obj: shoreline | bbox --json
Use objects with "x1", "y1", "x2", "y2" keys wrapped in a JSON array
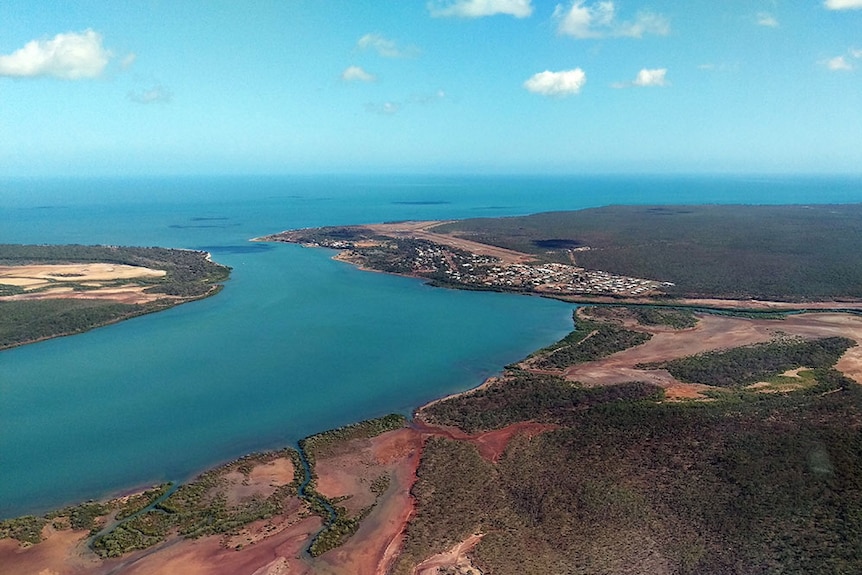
[
  {"x1": 276, "y1": 235, "x2": 862, "y2": 314},
  {"x1": 7, "y1": 226, "x2": 862, "y2": 522},
  {"x1": 5, "y1": 306, "x2": 862, "y2": 573},
  {"x1": 7, "y1": 212, "x2": 862, "y2": 571},
  {"x1": 5, "y1": 300, "x2": 857, "y2": 522},
  {"x1": 9, "y1": 229, "x2": 862, "y2": 518}
]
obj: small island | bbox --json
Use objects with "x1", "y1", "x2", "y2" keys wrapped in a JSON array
[
  {"x1": 4, "y1": 205, "x2": 862, "y2": 574},
  {"x1": 0, "y1": 244, "x2": 231, "y2": 350}
]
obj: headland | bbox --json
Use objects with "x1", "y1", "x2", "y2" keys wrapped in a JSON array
[{"x1": 0, "y1": 244, "x2": 231, "y2": 350}]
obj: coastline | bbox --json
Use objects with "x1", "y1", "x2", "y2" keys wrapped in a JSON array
[
  {"x1": 7, "y1": 224, "x2": 862, "y2": 517},
  {"x1": 5, "y1": 304, "x2": 862, "y2": 573},
  {"x1": 7, "y1": 206, "x2": 862, "y2": 572}
]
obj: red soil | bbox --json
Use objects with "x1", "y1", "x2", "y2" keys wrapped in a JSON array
[{"x1": 412, "y1": 419, "x2": 558, "y2": 462}]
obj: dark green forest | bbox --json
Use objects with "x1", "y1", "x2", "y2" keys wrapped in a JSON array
[
  {"x1": 406, "y1": 306, "x2": 862, "y2": 575},
  {"x1": 642, "y1": 336, "x2": 856, "y2": 387},
  {"x1": 529, "y1": 315, "x2": 652, "y2": 370},
  {"x1": 432, "y1": 204, "x2": 862, "y2": 301},
  {"x1": 408, "y1": 368, "x2": 862, "y2": 575}
]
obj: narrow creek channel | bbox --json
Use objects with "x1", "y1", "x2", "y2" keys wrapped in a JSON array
[
  {"x1": 295, "y1": 441, "x2": 338, "y2": 556},
  {"x1": 88, "y1": 482, "x2": 179, "y2": 552},
  {"x1": 88, "y1": 443, "x2": 340, "y2": 561}
]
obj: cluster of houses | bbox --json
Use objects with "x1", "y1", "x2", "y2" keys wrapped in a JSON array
[
  {"x1": 442, "y1": 258, "x2": 669, "y2": 296},
  {"x1": 277, "y1": 230, "x2": 670, "y2": 298},
  {"x1": 392, "y1": 240, "x2": 670, "y2": 297}
]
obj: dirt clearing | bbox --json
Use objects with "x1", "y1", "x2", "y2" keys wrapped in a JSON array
[
  {"x1": 561, "y1": 312, "x2": 862, "y2": 393},
  {"x1": 0, "y1": 263, "x2": 168, "y2": 304}
]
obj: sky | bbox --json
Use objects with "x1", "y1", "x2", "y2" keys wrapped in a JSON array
[{"x1": 0, "y1": 0, "x2": 860, "y2": 176}]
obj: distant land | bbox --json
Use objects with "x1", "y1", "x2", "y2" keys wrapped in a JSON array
[
  {"x1": 258, "y1": 203, "x2": 862, "y2": 306},
  {"x1": 4, "y1": 205, "x2": 862, "y2": 574},
  {"x1": 0, "y1": 245, "x2": 230, "y2": 350}
]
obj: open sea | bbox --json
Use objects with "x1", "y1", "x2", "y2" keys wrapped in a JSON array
[{"x1": 2, "y1": 174, "x2": 861, "y2": 518}]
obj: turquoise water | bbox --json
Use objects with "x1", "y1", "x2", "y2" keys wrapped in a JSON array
[{"x1": 1, "y1": 174, "x2": 861, "y2": 518}]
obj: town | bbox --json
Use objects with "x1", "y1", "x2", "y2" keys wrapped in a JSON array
[{"x1": 264, "y1": 228, "x2": 671, "y2": 298}]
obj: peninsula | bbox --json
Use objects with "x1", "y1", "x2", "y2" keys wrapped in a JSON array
[
  {"x1": 0, "y1": 244, "x2": 231, "y2": 350},
  {"x1": 4, "y1": 204, "x2": 862, "y2": 574},
  {"x1": 256, "y1": 203, "x2": 862, "y2": 309}
]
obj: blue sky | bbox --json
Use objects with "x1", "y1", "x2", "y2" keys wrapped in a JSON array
[{"x1": 0, "y1": 0, "x2": 860, "y2": 176}]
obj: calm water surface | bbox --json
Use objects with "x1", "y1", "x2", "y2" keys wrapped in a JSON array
[{"x1": 1, "y1": 174, "x2": 861, "y2": 518}]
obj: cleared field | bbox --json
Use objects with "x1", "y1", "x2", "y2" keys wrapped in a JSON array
[
  {"x1": 0, "y1": 263, "x2": 166, "y2": 286},
  {"x1": 0, "y1": 263, "x2": 168, "y2": 304}
]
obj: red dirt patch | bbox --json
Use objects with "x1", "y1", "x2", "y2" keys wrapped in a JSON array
[
  {"x1": 310, "y1": 428, "x2": 425, "y2": 575},
  {"x1": 221, "y1": 458, "x2": 294, "y2": 507},
  {"x1": 411, "y1": 419, "x2": 558, "y2": 463},
  {"x1": 102, "y1": 514, "x2": 321, "y2": 575}
]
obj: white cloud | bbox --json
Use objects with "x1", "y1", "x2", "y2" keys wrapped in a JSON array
[
  {"x1": 0, "y1": 29, "x2": 110, "y2": 79},
  {"x1": 823, "y1": 48, "x2": 862, "y2": 70},
  {"x1": 524, "y1": 68, "x2": 586, "y2": 96},
  {"x1": 554, "y1": 1, "x2": 669, "y2": 39},
  {"x1": 824, "y1": 0, "x2": 862, "y2": 9},
  {"x1": 756, "y1": 12, "x2": 779, "y2": 27},
  {"x1": 342, "y1": 65, "x2": 376, "y2": 82},
  {"x1": 428, "y1": 0, "x2": 533, "y2": 18},
  {"x1": 632, "y1": 68, "x2": 667, "y2": 86},
  {"x1": 826, "y1": 56, "x2": 853, "y2": 70},
  {"x1": 612, "y1": 67, "x2": 667, "y2": 88},
  {"x1": 128, "y1": 84, "x2": 172, "y2": 104},
  {"x1": 357, "y1": 34, "x2": 418, "y2": 58}
]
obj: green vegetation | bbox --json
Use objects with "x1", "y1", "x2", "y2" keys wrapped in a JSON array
[
  {"x1": 631, "y1": 306, "x2": 698, "y2": 328},
  {"x1": 0, "y1": 515, "x2": 47, "y2": 545},
  {"x1": 409, "y1": 310, "x2": 862, "y2": 574},
  {"x1": 300, "y1": 414, "x2": 407, "y2": 557},
  {"x1": 0, "y1": 244, "x2": 229, "y2": 350},
  {"x1": 581, "y1": 304, "x2": 698, "y2": 329},
  {"x1": 392, "y1": 438, "x2": 507, "y2": 575},
  {"x1": 5, "y1": 294, "x2": 861, "y2": 572},
  {"x1": 529, "y1": 314, "x2": 651, "y2": 370},
  {"x1": 0, "y1": 244, "x2": 230, "y2": 297},
  {"x1": 306, "y1": 504, "x2": 366, "y2": 557},
  {"x1": 113, "y1": 483, "x2": 173, "y2": 521},
  {"x1": 45, "y1": 502, "x2": 112, "y2": 534},
  {"x1": 0, "y1": 299, "x2": 142, "y2": 349},
  {"x1": 91, "y1": 513, "x2": 175, "y2": 558},
  {"x1": 424, "y1": 314, "x2": 659, "y2": 432},
  {"x1": 405, "y1": 372, "x2": 862, "y2": 575},
  {"x1": 92, "y1": 449, "x2": 300, "y2": 558},
  {"x1": 432, "y1": 204, "x2": 862, "y2": 301},
  {"x1": 423, "y1": 371, "x2": 661, "y2": 433},
  {"x1": 2, "y1": 417, "x2": 404, "y2": 559},
  {"x1": 641, "y1": 336, "x2": 855, "y2": 387},
  {"x1": 300, "y1": 413, "x2": 407, "y2": 463},
  {"x1": 0, "y1": 484, "x2": 174, "y2": 546}
]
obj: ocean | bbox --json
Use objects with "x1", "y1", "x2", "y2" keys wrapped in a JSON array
[{"x1": 1, "y1": 174, "x2": 861, "y2": 518}]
